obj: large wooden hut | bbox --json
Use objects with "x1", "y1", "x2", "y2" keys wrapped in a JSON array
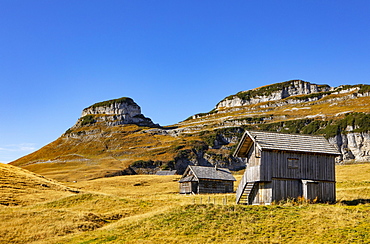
[
  {"x1": 234, "y1": 131, "x2": 340, "y2": 205},
  {"x1": 179, "y1": 165, "x2": 236, "y2": 194}
]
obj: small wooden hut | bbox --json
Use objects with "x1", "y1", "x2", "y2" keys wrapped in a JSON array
[
  {"x1": 234, "y1": 131, "x2": 340, "y2": 205},
  {"x1": 179, "y1": 165, "x2": 236, "y2": 194}
]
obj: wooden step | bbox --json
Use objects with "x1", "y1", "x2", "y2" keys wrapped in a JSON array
[{"x1": 236, "y1": 181, "x2": 256, "y2": 205}]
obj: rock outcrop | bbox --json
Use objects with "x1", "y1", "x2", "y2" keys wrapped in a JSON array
[
  {"x1": 217, "y1": 80, "x2": 332, "y2": 109},
  {"x1": 73, "y1": 97, "x2": 158, "y2": 128},
  {"x1": 330, "y1": 132, "x2": 370, "y2": 163}
]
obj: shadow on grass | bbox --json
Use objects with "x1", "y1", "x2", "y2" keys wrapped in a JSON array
[{"x1": 339, "y1": 199, "x2": 370, "y2": 206}]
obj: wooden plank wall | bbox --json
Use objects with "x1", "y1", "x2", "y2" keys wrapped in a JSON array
[
  {"x1": 262, "y1": 151, "x2": 336, "y2": 181},
  {"x1": 245, "y1": 144, "x2": 262, "y2": 182},
  {"x1": 271, "y1": 180, "x2": 335, "y2": 203},
  {"x1": 250, "y1": 182, "x2": 273, "y2": 205},
  {"x1": 242, "y1": 146, "x2": 336, "y2": 204},
  {"x1": 198, "y1": 180, "x2": 234, "y2": 194},
  {"x1": 250, "y1": 180, "x2": 335, "y2": 204},
  {"x1": 272, "y1": 179, "x2": 303, "y2": 202},
  {"x1": 302, "y1": 181, "x2": 335, "y2": 202},
  {"x1": 179, "y1": 182, "x2": 191, "y2": 194},
  {"x1": 179, "y1": 182, "x2": 200, "y2": 194}
]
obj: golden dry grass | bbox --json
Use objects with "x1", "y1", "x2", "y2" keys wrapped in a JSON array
[
  {"x1": 1, "y1": 163, "x2": 369, "y2": 243},
  {"x1": 11, "y1": 123, "x2": 202, "y2": 181},
  {"x1": 0, "y1": 163, "x2": 78, "y2": 206},
  {"x1": 336, "y1": 162, "x2": 370, "y2": 202}
]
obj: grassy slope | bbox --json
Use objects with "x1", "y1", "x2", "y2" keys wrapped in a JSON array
[
  {"x1": 0, "y1": 163, "x2": 78, "y2": 206},
  {"x1": 11, "y1": 124, "x2": 198, "y2": 182},
  {"x1": 1, "y1": 163, "x2": 369, "y2": 244}
]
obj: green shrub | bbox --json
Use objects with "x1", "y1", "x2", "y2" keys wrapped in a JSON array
[
  {"x1": 317, "y1": 124, "x2": 340, "y2": 139},
  {"x1": 200, "y1": 132, "x2": 218, "y2": 148},
  {"x1": 254, "y1": 112, "x2": 370, "y2": 139},
  {"x1": 87, "y1": 97, "x2": 135, "y2": 109},
  {"x1": 302, "y1": 120, "x2": 326, "y2": 134},
  {"x1": 358, "y1": 84, "x2": 370, "y2": 94},
  {"x1": 80, "y1": 115, "x2": 96, "y2": 126},
  {"x1": 221, "y1": 80, "x2": 308, "y2": 102}
]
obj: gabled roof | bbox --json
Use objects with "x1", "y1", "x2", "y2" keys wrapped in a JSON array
[
  {"x1": 178, "y1": 175, "x2": 197, "y2": 183},
  {"x1": 234, "y1": 130, "x2": 341, "y2": 157},
  {"x1": 179, "y1": 166, "x2": 236, "y2": 182}
]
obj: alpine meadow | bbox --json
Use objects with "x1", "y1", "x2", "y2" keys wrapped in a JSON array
[{"x1": 2, "y1": 80, "x2": 370, "y2": 243}]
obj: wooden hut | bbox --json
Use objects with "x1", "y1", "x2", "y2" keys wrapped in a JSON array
[
  {"x1": 179, "y1": 165, "x2": 236, "y2": 194},
  {"x1": 234, "y1": 131, "x2": 340, "y2": 205}
]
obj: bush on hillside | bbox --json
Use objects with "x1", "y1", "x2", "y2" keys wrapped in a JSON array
[{"x1": 80, "y1": 115, "x2": 96, "y2": 126}]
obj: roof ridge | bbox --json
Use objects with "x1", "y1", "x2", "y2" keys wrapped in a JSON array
[{"x1": 248, "y1": 130, "x2": 328, "y2": 138}]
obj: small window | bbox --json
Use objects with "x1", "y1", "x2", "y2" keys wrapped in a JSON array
[{"x1": 288, "y1": 158, "x2": 299, "y2": 169}]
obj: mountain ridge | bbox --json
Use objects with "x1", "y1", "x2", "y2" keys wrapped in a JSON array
[{"x1": 10, "y1": 80, "x2": 370, "y2": 181}]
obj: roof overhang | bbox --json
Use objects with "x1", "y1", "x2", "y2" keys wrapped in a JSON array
[
  {"x1": 178, "y1": 165, "x2": 199, "y2": 183},
  {"x1": 233, "y1": 130, "x2": 341, "y2": 157},
  {"x1": 233, "y1": 131, "x2": 261, "y2": 157}
]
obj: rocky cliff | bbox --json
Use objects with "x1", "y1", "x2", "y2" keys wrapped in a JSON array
[
  {"x1": 216, "y1": 80, "x2": 332, "y2": 109},
  {"x1": 72, "y1": 97, "x2": 158, "y2": 128},
  {"x1": 330, "y1": 132, "x2": 370, "y2": 162}
]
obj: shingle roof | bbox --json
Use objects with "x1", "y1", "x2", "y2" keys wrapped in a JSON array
[
  {"x1": 178, "y1": 175, "x2": 197, "y2": 183},
  {"x1": 179, "y1": 166, "x2": 236, "y2": 182},
  {"x1": 234, "y1": 130, "x2": 341, "y2": 157},
  {"x1": 156, "y1": 170, "x2": 177, "y2": 175}
]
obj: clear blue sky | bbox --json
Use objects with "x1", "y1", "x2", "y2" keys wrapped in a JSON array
[{"x1": 1, "y1": 0, "x2": 370, "y2": 163}]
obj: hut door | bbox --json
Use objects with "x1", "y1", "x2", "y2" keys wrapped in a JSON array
[
  {"x1": 302, "y1": 180, "x2": 319, "y2": 201},
  {"x1": 191, "y1": 182, "x2": 199, "y2": 194}
]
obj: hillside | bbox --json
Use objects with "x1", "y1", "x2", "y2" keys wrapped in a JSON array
[
  {"x1": 0, "y1": 163, "x2": 369, "y2": 243},
  {"x1": 0, "y1": 163, "x2": 78, "y2": 206},
  {"x1": 11, "y1": 80, "x2": 370, "y2": 181}
]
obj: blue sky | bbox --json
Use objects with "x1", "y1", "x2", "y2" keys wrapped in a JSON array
[{"x1": 1, "y1": 0, "x2": 370, "y2": 163}]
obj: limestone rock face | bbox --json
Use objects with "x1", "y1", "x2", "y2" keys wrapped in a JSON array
[
  {"x1": 75, "y1": 97, "x2": 158, "y2": 128},
  {"x1": 82, "y1": 98, "x2": 141, "y2": 117},
  {"x1": 217, "y1": 80, "x2": 331, "y2": 109},
  {"x1": 330, "y1": 132, "x2": 370, "y2": 162}
]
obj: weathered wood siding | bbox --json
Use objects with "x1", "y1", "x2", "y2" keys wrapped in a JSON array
[
  {"x1": 179, "y1": 182, "x2": 191, "y2": 194},
  {"x1": 261, "y1": 150, "x2": 336, "y2": 181},
  {"x1": 245, "y1": 143, "x2": 263, "y2": 182},
  {"x1": 271, "y1": 179, "x2": 303, "y2": 202},
  {"x1": 249, "y1": 182, "x2": 272, "y2": 205},
  {"x1": 268, "y1": 179, "x2": 335, "y2": 203},
  {"x1": 198, "y1": 179, "x2": 234, "y2": 194},
  {"x1": 302, "y1": 181, "x2": 335, "y2": 202},
  {"x1": 179, "y1": 182, "x2": 199, "y2": 194},
  {"x1": 245, "y1": 149, "x2": 336, "y2": 204},
  {"x1": 249, "y1": 179, "x2": 335, "y2": 204}
]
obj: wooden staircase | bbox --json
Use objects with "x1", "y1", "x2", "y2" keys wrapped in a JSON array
[{"x1": 236, "y1": 170, "x2": 256, "y2": 205}]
